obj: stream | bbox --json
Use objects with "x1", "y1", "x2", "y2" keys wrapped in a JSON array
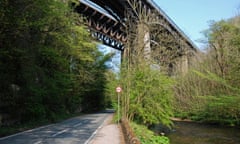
[{"x1": 167, "y1": 121, "x2": 240, "y2": 144}]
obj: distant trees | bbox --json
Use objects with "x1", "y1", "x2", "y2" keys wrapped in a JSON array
[
  {"x1": 205, "y1": 18, "x2": 240, "y2": 87},
  {"x1": 174, "y1": 16, "x2": 240, "y2": 126},
  {"x1": 0, "y1": 0, "x2": 110, "y2": 125}
]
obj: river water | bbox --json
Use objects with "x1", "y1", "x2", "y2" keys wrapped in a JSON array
[{"x1": 167, "y1": 121, "x2": 240, "y2": 144}]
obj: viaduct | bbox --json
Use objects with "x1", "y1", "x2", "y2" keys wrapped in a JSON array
[{"x1": 75, "y1": 0, "x2": 199, "y2": 74}]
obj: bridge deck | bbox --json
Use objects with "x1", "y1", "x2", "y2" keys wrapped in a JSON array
[{"x1": 76, "y1": 0, "x2": 198, "y2": 52}]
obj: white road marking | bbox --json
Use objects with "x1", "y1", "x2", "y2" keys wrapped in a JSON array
[
  {"x1": 84, "y1": 115, "x2": 108, "y2": 144},
  {"x1": 74, "y1": 122, "x2": 83, "y2": 127},
  {"x1": 52, "y1": 129, "x2": 69, "y2": 137},
  {"x1": 33, "y1": 141, "x2": 42, "y2": 144},
  {"x1": 0, "y1": 124, "x2": 53, "y2": 141}
]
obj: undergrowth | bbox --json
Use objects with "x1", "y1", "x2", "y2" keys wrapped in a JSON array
[{"x1": 130, "y1": 122, "x2": 170, "y2": 144}]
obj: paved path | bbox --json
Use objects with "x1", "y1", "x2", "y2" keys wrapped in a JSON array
[
  {"x1": 90, "y1": 115, "x2": 123, "y2": 144},
  {"x1": 0, "y1": 112, "x2": 114, "y2": 144}
]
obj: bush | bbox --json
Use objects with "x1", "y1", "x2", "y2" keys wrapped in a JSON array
[
  {"x1": 193, "y1": 96, "x2": 240, "y2": 126},
  {"x1": 131, "y1": 122, "x2": 170, "y2": 144}
]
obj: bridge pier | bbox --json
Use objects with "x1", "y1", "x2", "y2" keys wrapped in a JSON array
[
  {"x1": 136, "y1": 23, "x2": 151, "y2": 61},
  {"x1": 122, "y1": 22, "x2": 151, "y2": 64},
  {"x1": 176, "y1": 55, "x2": 188, "y2": 75},
  {"x1": 141, "y1": 23, "x2": 151, "y2": 60}
]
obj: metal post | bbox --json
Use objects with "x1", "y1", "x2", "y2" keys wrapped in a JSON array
[
  {"x1": 116, "y1": 86, "x2": 121, "y2": 125},
  {"x1": 118, "y1": 92, "x2": 120, "y2": 125}
]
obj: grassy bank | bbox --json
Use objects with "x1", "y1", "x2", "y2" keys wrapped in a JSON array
[{"x1": 130, "y1": 122, "x2": 170, "y2": 144}]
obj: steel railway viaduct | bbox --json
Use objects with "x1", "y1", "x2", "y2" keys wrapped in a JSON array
[{"x1": 75, "y1": 0, "x2": 199, "y2": 74}]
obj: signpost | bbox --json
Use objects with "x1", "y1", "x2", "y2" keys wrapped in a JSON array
[{"x1": 116, "y1": 86, "x2": 122, "y2": 124}]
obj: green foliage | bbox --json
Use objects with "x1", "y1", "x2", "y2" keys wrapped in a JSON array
[
  {"x1": 174, "y1": 69, "x2": 240, "y2": 126},
  {"x1": 116, "y1": 7, "x2": 175, "y2": 128},
  {"x1": 104, "y1": 70, "x2": 119, "y2": 108},
  {"x1": 133, "y1": 68, "x2": 173, "y2": 126},
  {"x1": 131, "y1": 122, "x2": 170, "y2": 144},
  {"x1": 173, "y1": 16, "x2": 240, "y2": 126},
  {"x1": 192, "y1": 70, "x2": 240, "y2": 94},
  {"x1": 0, "y1": 0, "x2": 110, "y2": 126},
  {"x1": 192, "y1": 96, "x2": 240, "y2": 126},
  {"x1": 119, "y1": 61, "x2": 174, "y2": 127}
]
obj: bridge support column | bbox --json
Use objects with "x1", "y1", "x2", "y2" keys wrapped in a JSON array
[
  {"x1": 122, "y1": 22, "x2": 151, "y2": 65},
  {"x1": 177, "y1": 55, "x2": 188, "y2": 75},
  {"x1": 137, "y1": 23, "x2": 151, "y2": 60}
]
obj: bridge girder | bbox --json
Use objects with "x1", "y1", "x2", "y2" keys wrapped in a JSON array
[{"x1": 76, "y1": 0, "x2": 198, "y2": 54}]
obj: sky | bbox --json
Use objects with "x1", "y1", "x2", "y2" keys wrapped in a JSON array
[{"x1": 153, "y1": 0, "x2": 240, "y2": 49}]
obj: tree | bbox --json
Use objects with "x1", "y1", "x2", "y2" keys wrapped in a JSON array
[
  {"x1": 0, "y1": 0, "x2": 110, "y2": 124},
  {"x1": 173, "y1": 16, "x2": 240, "y2": 126},
  {"x1": 116, "y1": 0, "x2": 175, "y2": 127}
]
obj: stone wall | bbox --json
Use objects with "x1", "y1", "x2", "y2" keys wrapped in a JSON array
[{"x1": 120, "y1": 119, "x2": 141, "y2": 144}]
